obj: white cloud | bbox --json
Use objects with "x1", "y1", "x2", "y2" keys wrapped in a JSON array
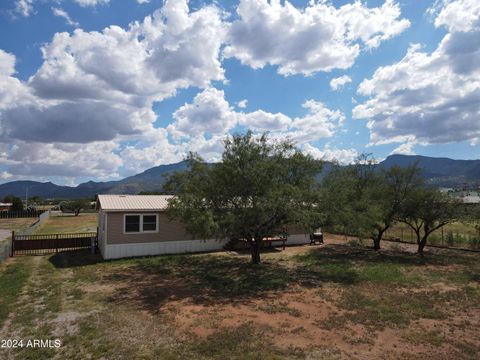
[
  {"x1": 168, "y1": 88, "x2": 343, "y2": 144},
  {"x1": 0, "y1": 50, "x2": 33, "y2": 110},
  {"x1": 0, "y1": 0, "x2": 228, "y2": 181},
  {"x1": 168, "y1": 88, "x2": 239, "y2": 140},
  {"x1": 237, "y1": 99, "x2": 248, "y2": 108},
  {"x1": 430, "y1": 0, "x2": 480, "y2": 32},
  {"x1": 330, "y1": 75, "x2": 352, "y2": 91},
  {"x1": 302, "y1": 143, "x2": 359, "y2": 165},
  {"x1": 390, "y1": 142, "x2": 416, "y2": 156},
  {"x1": 74, "y1": 0, "x2": 110, "y2": 7},
  {"x1": 52, "y1": 7, "x2": 79, "y2": 27},
  {"x1": 137, "y1": 0, "x2": 150, "y2": 4},
  {"x1": 353, "y1": 0, "x2": 480, "y2": 146},
  {"x1": 0, "y1": 141, "x2": 122, "y2": 179},
  {"x1": 14, "y1": 0, "x2": 34, "y2": 17},
  {"x1": 224, "y1": 0, "x2": 409, "y2": 76}
]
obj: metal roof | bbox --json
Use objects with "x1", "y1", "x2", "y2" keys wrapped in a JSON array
[{"x1": 97, "y1": 194, "x2": 174, "y2": 211}]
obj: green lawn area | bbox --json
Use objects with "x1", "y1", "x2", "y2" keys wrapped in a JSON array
[
  {"x1": 0, "y1": 240, "x2": 479, "y2": 359},
  {"x1": 35, "y1": 213, "x2": 98, "y2": 234},
  {"x1": 387, "y1": 221, "x2": 479, "y2": 249}
]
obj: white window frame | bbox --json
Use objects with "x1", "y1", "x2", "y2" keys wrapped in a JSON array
[{"x1": 123, "y1": 213, "x2": 159, "y2": 234}]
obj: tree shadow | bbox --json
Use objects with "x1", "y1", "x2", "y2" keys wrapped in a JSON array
[
  {"x1": 49, "y1": 250, "x2": 104, "y2": 268},
  {"x1": 297, "y1": 243, "x2": 479, "y2": 268}
]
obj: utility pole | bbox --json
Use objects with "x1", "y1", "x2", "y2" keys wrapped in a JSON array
[{"x1": 25, "y1": 186, "x2": 28, "y2": 208}]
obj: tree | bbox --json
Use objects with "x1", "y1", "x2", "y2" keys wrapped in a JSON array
[
  {"x1": 367, "y1": 164, "x2": 423, "y2": 250},
  {"x1": 60, "y1": 199, "x2": 91, "y2": 216},
  {"x1": 165, "y1": 132, "x2": 323, "y2": 264},
  {"x1": 399, "y1": 188, "x2": 460, "y2": 254},
  {"x1": 3, "y1": 195, "x2": 24, "y2": 212},
  {"x1": 321, "y1": 156, "x2": 422, "y2": 250}
]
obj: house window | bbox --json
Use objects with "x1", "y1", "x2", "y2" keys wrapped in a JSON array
[
  {"x1": 125, "y1": 215, "x2": 140, "y2": 233},
  {"x1": 124, "y1": 214, "x2": 158, "y2": 233},
  {"x1": 143, "y1": 215, "x2": 157, "y2": 232}
]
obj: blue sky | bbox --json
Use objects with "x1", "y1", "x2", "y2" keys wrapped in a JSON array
[{"x1": 0, "y1": 0, "x2": 479, "y2": 185}]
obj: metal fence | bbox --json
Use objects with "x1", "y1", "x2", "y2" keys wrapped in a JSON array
[
  {"x1": 0, "y1": 210, "x2": 44, "y2": 219},
  {"x1": 11, "y1": 232, "x2": 97, "y2": 256}
]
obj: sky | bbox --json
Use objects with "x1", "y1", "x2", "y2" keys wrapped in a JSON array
[{"x1": 0, "y1": 0, "x2": 479, "y2": 186}]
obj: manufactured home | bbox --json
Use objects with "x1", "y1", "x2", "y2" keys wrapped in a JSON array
[{"x1": 96, "y1": 194, "x2": 310, "y2": 259}]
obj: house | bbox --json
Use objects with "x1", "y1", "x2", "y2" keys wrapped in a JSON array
[
  {"x1": 96, "y1": 194, "x2": 311, "y2": 260},
  {"x1": 0, "y1": 202, "x2": 12, "y2": 211}
]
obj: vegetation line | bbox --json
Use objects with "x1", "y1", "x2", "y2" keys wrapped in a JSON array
[{"x1": 0, "y1": 257, "x2": 33, "y2": 327}]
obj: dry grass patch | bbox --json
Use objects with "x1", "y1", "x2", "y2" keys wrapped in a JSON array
[{"x1": 35, "y1": 213, "x2": 97, "y2": 234}]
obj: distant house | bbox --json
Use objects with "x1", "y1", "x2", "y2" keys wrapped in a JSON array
[
  {"x1": 0, "y1": 202, "x2": 12, "y2": 211},
  {"x1": 96, "y1": 194, "x2": 310, "y2": 260}
]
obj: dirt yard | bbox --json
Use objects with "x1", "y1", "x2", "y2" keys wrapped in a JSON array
[{"x1": 0, "y1": 237, "x2": 479, "y2": 359}]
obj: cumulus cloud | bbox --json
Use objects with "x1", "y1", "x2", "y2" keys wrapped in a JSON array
[
  {"x1": 390, "y1": 142, "x2": 416, "y2": 156},
  {"x1": 168, "y1": 88, "x2": 239, "y2": 140},
  {"x1": 429, "y1": 0, "x2": 480, "y2": 32},
  {"x1": 0, "y1": 50, "x2": 33, "y2": 110},
  {"x1": 52, "y1": 7, "x2": 79, "y2": 27},
  {"x1": 237, "y1": 99, "x2": 248, "y2": 108},
  {"x1": 224, "y1": 0, "x2": 410, "y2": 76},
  {"x1": 0, "y1": 141, "x2": 122, "y2": 179},
  {"x1": 330, "y1": 75, "x2": 352, "y2": 91},
  {"x1": 353, "y1": 0, "x2": 480, "y2": 145},
  {"x1": 74, "y1": 0, "x2": 110, "y2": 7},
  {"x1": 302, "y1": 143, "x2": 359, "y2": 165},
  {"x1": 0, "y1": 0, "x2": 227, "y2": 181},
  {"x1": 168, "y1": 88, "x2": 343, "y2": 145}
]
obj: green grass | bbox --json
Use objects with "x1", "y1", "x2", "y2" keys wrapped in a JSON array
[{"x1": 0, "y1": 258, "x2": 33, "y2": 327}]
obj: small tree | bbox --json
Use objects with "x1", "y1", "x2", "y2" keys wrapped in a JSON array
[
  {"x1": 321, "y1": 156, "x2": 422, "y2": 250},
  {"x1": 165, "y1": 132, "x2": 323, "y2": 264},
  {"x1": 60, "y1": 199, "x2": 91, "y2": 216},
  {"x1": 399, "y1": 188, "x2": 460, "y2": 254},
  {"x1": 3, "y1": 195, "x2": 24, "y2": 212}
]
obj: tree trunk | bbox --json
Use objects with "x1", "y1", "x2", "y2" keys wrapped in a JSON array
[
  {"x1": 251, "y1": 238, "x2": 262, "y2": 264},
  {"x1": 373, "y1": 230, "x2": 384, "y2": 251},
  {"x1": 418, "y1": 235, "x2": 428, "y2": 254}
]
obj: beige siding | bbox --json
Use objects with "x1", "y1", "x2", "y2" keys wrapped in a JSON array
[{"x1": 106, "y1": 211, "x2": 194, "y2": 245}]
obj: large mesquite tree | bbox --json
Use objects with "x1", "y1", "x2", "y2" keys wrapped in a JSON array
[{"x1": 165, "y1": 132, "x2": 323, "y2": 264}]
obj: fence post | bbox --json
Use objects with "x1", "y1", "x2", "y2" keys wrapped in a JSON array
[
  {"x1": 10, "y1": 231, "x2": 14, "y2": 257},
  {"x1": 56, "y1": 234, "x2": 59, "y2": 254}
]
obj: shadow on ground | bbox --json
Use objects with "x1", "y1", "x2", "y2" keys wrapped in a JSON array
[{"x1": 47, "y1": 243, "x2": 479, "y2": 313}]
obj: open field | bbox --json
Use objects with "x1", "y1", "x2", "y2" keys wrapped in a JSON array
[
  {"x1": 0, "y1": 237, "x2": 479, "y2": 360},
  {"x1": 35, "y1": 213, "x2": 98, "y2": 234},
  {"x1": 0, "y1": 218, "x2": 38, "y2": 233},
  {"x1": 386, "y1": 222, "x2": 479, "y2": 250}
]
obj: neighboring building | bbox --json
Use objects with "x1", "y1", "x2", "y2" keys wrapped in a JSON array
[
  {"x1": 96, "y1": 195, "x2": 310, "y2": 260},
  {"x1": 462, "y1": 194, "x2": 480, "y2": 204},
  {"x1": 0, "y1": 202, "x2": 12, "y2": 211}
]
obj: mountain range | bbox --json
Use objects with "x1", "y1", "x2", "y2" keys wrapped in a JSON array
[{"x1": 0, "y1": 155, "x2": 479, "y2": 200}]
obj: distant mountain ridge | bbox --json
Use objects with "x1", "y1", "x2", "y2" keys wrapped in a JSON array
[
  {"x1": 379, "y1": 155, "x2": 480, "y2": 188},
  {"x1": 0, "y1": 155, "x2": 478, "y2": 199}
]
